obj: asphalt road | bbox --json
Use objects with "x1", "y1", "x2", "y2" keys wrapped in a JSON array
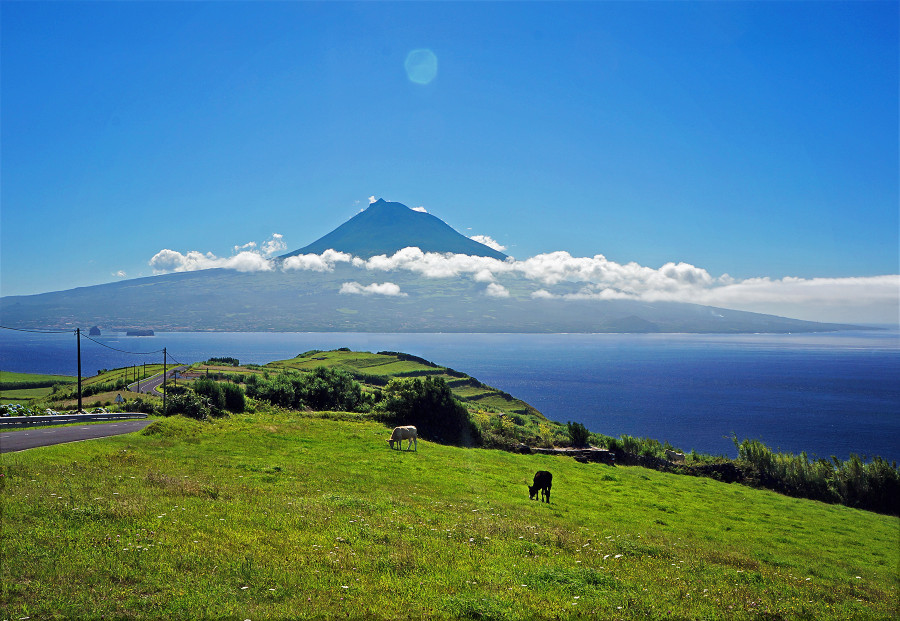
[
  {"x1": 0, "y1": 419, "x2": 155, "y2": 453},
  {"x1": 128, "y1": 365, "x2": 187, "y2": 394}
]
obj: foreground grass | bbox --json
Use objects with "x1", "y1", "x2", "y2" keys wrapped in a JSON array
[{"x1": 1, "y1": 414, "x2": 896, "y2": 620}]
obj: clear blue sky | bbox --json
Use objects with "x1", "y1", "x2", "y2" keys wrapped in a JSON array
[{"x1": 2, "y1": 2, "x2": 897, "y2": 308}]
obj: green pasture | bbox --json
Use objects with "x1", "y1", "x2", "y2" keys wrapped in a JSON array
[
  {"x1": 1, "y1": 411, "x2": 895, "y2": 620},
  {"x1": 84, "y1": 364, "x2": 166, "y2": 386},
  {"x1": 0, "y1": 370, "x2": 76, "y2": 387},
  {"x1": 0, "y1": 386, "x2": 54, "y2": 404},
  {"x1": 269, "y1": 350, "x2": 439, "y2": 377},
  {"x1": 269, "y1": 349, "x2": 541, "y2": 419}
]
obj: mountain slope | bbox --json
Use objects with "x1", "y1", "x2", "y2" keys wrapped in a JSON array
[
  {"x1": 282, "y1": 199, "x2": 508, "y2": 260},
  {"x1": 0, "y1": 266, "x2": 861, "y2": 333}
]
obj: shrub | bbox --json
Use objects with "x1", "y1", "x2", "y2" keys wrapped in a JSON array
[
  {"x1": 222, "y1": 382, "x2": 246, "y2": 413},
  {"x1": 245, "y1": 368, "x2": 367, "y2": 413},
  {"x1": 733, "y1": 435, "x2": 900, "y2": 515},
  {"x1": 193, "y1": 377, "x2": 226, "y2": 413},
  {"x1": 164, "y1": 390, "x2": 210, "y2": 420},
  {"x1": 207, "y1": 357, "x2": 239, "y2": 366},
  {"x1": 376, "y1": 376, "x2": 480, "y2": 446},
  {"x1": 567, "y1": 421, "x2": 591, "y2": 447},
  {"x1": 129, "y1": 398, "x2": 157, "y2": 415}
]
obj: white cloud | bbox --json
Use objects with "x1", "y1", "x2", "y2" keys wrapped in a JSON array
[
  {"x1": 234, "y1": 241, "x2": 257, "y2": 253},
  {"x1": 150, "y1": 241, "x2": 898, "y2": 323},
  {"x1": 412, "y1": 206, "x2": 428, "y2": 213},
  {"x1": 282, "y1": 248, "x2": 353, "y2": 272},
  {"x1": 470, "y1": 235, "x2": 506, "y2": 252},
  {"x1": 485, "y1": 283, "x2": 510, "y2": 298},
  {"x1": 368, "y1": 196, "x2": 377, "y2": 204},
  {"x1": 339, "y1": 281, "x2": 407, "y2": 297},
  {"x1": 354, "y1": 247, "x2": 897, "y2": 323},
  {"x1": 363, "y1": 247, "x2": 513, "y2": 279},
  {"x1": 261, "y1": 234, "x2": 286, "y2": 256},
  {"x1": 683, "y1": 275, "x2": 900, "y2": 323},
  {"x1": 113, "y1": 270, "x2": 127, "y2": 278},
  {"x1": 149, "y1": 248, "x2": 275, "y2": 273}
]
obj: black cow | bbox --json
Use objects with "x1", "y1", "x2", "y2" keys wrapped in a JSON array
[{"x1": 528, "y1": 470, "x2": 552, "y2": 503}]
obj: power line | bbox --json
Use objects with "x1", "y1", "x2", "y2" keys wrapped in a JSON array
[
  {"x1": 81, "y1": 333, "x2": 165, "y2": 355},
  {"x1": 0, "y1": 325, "x2": 73, "y2": 334}
]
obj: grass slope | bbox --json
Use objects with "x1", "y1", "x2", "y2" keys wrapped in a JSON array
[
  {"x1": 1, "y1": 413, "x2": 895, "y2": 620},
  {"x1": 267, "y1": 349, "x2": 542, "y2": 421},
  {"x1": 0, "y1": 370, "x2": 76, "y2": 387}
]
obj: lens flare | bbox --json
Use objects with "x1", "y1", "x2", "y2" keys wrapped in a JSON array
[{"x1": 404, "y1": 49, "x2": 438, "y2": 85}]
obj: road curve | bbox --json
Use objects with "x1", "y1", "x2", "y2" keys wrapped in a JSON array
[
  {"x1": 0, "y1": 419, "x2": 155, "y2": 453},
  {"x1": 129, "y1": 365, "x2": 187, "y2": 395}
]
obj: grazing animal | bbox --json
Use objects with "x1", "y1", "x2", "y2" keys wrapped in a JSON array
[
  {"x1": 528, "y1": 470, "x2": 552, "y2": 503},
  {"x1": 388, "y1": 425, "x2": 418, "y2": 451},
  {"x1": 665, "y1": 449, "x2": 685, "y2": 463}
]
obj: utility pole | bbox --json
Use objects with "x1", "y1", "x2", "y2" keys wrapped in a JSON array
[
  {"x1": 162, "y1": 348, "x2": 167, "y2": 414},
  {"x1": 76, "y1": 328, "x2": 83, "y2": 413}
]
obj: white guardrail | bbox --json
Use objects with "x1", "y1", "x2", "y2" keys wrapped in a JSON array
[{"x1": 0, "y1": 413, "x2": 149, "y2": 429}]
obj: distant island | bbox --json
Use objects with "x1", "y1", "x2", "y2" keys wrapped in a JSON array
[{"x1": 0, "y1": 200, "x2": 866, "y2": 334}]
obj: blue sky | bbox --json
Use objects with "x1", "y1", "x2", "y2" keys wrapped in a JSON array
[{"x1": 2, "y1": 2, "x2": 897, "y2": 322}]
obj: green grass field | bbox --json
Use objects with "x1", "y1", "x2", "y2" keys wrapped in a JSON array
[
  {"x1": 0, "y1": 371, "x2": 76, "y2": 405},
  {"x1": 0, "y1": 386, "x2": 54, "y2": 404},
  {"x1": 0, "y1": 370, "x2": 76, "y2": 386},
  {"x1": 83, "y1": 365, "x2": 167, "y2": 386},
  {"x1": 1, "y1": 411, "x2": 895, "y2": 620}
]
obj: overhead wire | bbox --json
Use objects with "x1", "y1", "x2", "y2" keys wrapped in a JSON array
[
  {"x1": 0, "y1": 325, "x2": 73, "y2": 334},
  {"x1": 81, "y1": 333, "x2": 165, "y2": 356},
  {"x1": 3, "y1": 324, "x2": 190, "y2": 367}
]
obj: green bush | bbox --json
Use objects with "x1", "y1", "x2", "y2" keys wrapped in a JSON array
[
  {"x1": 376, "y1": 376, "x2": 480, "y2": 446},
  {"x1": 567, "y1": 421, "x2": 591, "y2": 447},
  {"x1": 193, "y1": 377, "x2": 226, "y2": 413},
  {"x1": 222, "y1": 382, "x2": 246, "y2": 413},
  {"x1": 733, "y1": 436, "x2": 900, "y2": 515},
  {"x1": 129, "y1": 398, "x2": 157, "y2": 415},
  {"x1": 245, "y1": 368, "x2": 367, "y2": 413},
  {"x1": 164, "y1": 390, "x2": 210, "y2": 420}
]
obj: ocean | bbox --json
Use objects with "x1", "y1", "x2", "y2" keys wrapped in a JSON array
[{"x1": 2, "y1": 329, "x2": 898, "y2": 462}]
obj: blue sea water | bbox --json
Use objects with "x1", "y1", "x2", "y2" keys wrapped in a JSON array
[{"x1": 2, "y1": 329, "x2": 898, "y2": 462}]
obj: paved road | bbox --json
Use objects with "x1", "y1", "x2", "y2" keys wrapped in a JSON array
[
  {"x1": 128, "y1": 365, "x2": 187, "y2": 395},
  {"x1": 0, "y1": 419, "x2": 155, "y2": 453}
]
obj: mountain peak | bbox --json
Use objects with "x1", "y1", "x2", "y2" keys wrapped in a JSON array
[{"x1": 282, "y1": 200, "x2": 508, "y2": 260}]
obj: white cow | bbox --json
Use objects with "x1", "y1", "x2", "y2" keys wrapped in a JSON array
[
  {"x1": 388, "y1": 425, "x2": 418, "y2": 451},
  {"x1": 665, "y1": 449, "x2": 685, "y2": 463}
]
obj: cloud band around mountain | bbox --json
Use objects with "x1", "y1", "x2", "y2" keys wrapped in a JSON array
[{"x1": 148, "y1": 244, "x2": 898, "y2": 323}]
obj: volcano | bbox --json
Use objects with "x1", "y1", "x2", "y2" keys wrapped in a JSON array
[{"x1": 281, "y1": 199, "x2": 508, "y2": 260}]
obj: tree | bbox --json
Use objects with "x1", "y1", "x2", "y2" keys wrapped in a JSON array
[
  {"x1": 567, "y1": 421, "x2": 591, "y2": 448},
  {"x1": 377, "y1": 376, "x2": 479, "y2": 446}
]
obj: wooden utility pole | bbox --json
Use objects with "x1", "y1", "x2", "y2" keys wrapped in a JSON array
[
  {"x1": 76, "y1": 328, "x2": 83, "y2": 413},
  {"x1": 162, "y1": 348, "x2": 167, "y2": 414}
]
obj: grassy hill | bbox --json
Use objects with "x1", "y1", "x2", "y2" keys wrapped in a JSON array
[
  {"x1": 0, "y1": 263, "x2": 862, "y2": 333},
  {"x1": 0, "y1": 370, "x2": 76, "y2": 406},
  {"x1": 266, "y1": 348, "x2": 543, "y2": 421},
  {"x1": 1, "y1": 412, "x2": 895, "y2": 619}
]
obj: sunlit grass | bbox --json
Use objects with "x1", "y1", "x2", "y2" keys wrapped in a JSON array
[{"x1": 1, "y1": 412, "x2": 896, "y2": 619}]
